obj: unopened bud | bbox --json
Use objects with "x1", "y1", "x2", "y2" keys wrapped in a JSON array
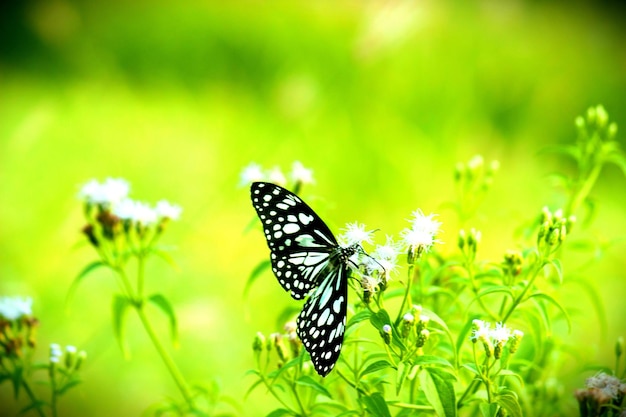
[
  {"x1": 74, "y1": 350, "x2": 87, "y2": 371},
  {"x1": 253, "y1": 332, "x2": 265, "y2": 352},
  {"x1": 608, "y1": 122, "x2": 618, "y2": 139},
  {"x1": 509, "y1": 330, "x2": 524, "y2": 354},
  {"x1": 595, "y1": 105, "x2": 608, "y2": 128},
  {"x1": 458, "y1": 229, "x2": 466, "y2": 251},
  {"x1": 616, "y1": 336, "x2": 624, "y2": 359},
  {"x1": 65, "y1": 345, "x2": 77, "y2": 369},
  {"x1": 417, "y1": 329, "x2": 430, "y2": 348},
  {"x1": 401, "y1": 313, "x2": 415, "y2": 338},
  {"x1": 381, "y1": 324, "x2": 392, "y2": 345}
]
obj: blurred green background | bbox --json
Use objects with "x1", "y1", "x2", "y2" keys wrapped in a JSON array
[{"x1": 1, "y1": 0, "x2": 625, "y2": 415}]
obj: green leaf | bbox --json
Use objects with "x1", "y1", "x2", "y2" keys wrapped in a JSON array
[
  {"x1": 19, "y1": 400, "x2": 49, "y2": 416},
  {"x1": 396, "y1": 361, "x2": 411, "y2": 396},
  {"x1": 360, "y1": 392, "x2": 391, "y2": 417},
  {"x1": 66, "y1": 260, "x2": 109, "y2": 312},
  {"x1": 244, "y1": 378, "x2": 264, "y2": 400},
  {"x1": 57, "y1": 378, "x2": 82, "y2": 395},
  {"x1": 266, "y1": 408, "x2": 295, "y2": 417},
  {"x1": 418, "y1": 367, "x2": 457, "y2": 417},
  {"x1": 346, "y1": 310, "x2": 372, "y2": 331},
  {"x1": 360, "y1": 360, "x2": 392, "y2": 378},
  {"x1": 546, "y1": 259, "x2": 563, "y2": 284},
  {"x1": 528, "y1": 292, "x2": 572, "y2": 333},
  {"x1": 413, "y1": 355, "x2": 455, "y2": 371},
  {"x1": 295, "y1": 375, "x2": 332, "y2": 398},
  {"x1": 495, "y1": 391, "x2": 523, "y2": 417},
  {"x1": 112, "y1": 294, "x2": 132, "y2": 359},
  {"x1": 370, "y1": 310, "x2": 405, "y2": 351},
  {"x1": 148, "y1": 293, "x2": 179, "y2": 347},
  {"x1": 461, "y1": 363, "x2": 479, "y2": 376},
  {"x1": 244, "y1": 260, "x2": 271, "y2": 299},
  {"x1": 479, "y1": 402, "x2": 499, "y2": 417},
  {"x1": 497, "y1": 369, "x2": 524, "y2": 386},
  {"x1": 151, "y1": 246, "x2": 180, "y2": 270}
]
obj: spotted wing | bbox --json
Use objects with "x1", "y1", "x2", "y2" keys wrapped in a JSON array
[
  {"x1": 296, "y1": 261, "x2": 348, "y2": 377},
  {"x1": 250, "y1": 182, "x2": 338, "y2": 300}
]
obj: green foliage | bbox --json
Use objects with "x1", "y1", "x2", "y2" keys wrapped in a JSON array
[{"x1": 246, "y1": 106, "x2": 626, "y2": 416}]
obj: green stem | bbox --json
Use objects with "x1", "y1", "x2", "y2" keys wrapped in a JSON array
[
  {"x1": 567, "y1": 164, "x2": 603, "y2": 217},
  {"x1": 397, "y1": 264, "x2": 415, "y2": 324},
  {"x1": 21, "y1": 379, "x2": 47, "y2": 417},
  {"x1": 135, "y1": 305, "x2": 194, "y2": 407},
  {"x1": 501, "y1": 255, "x2": 546, "y2": 324}
]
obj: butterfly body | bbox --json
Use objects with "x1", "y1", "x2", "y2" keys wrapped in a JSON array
[{"x1": 250, "y1": 181, "x2": 358, "y2": 376}]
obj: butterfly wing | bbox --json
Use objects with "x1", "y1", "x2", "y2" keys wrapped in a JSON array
[
  {"x1": 296, "y1": 261, "x2": 347, "y2": 376},
  {"x1": 250, "y1": 182, "x2": 338, "y2": 300}
]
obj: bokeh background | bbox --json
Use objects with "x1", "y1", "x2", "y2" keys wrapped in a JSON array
[{"x1": 1, "y1": 0, "x2": 625, "y2": 415}]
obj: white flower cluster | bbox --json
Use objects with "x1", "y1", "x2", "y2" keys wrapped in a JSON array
[
  {"x1": 0, "y1": 296, "x2": 32, "y2": 320},
  {"x1": 78, "y1": 178, "x2": 182, "y2": 225},
  {"x1": 239, "y1": 161, "x2": 314, "y2": 187},
  {"x1": 400, "y1": 209, "x2": 442, "y2": 254},
  {"x1": 471, "y1": 320, "x2": 521, "y2": 343},
  {"x1": 586, "y1": 372, "x2": 626, "y2": 400}
]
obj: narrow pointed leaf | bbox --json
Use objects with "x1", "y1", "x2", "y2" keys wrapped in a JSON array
[
  {"x1": 244, "y1": 260, "x2": 271, "y2": 299},
  {"x1": 295, "y1": 375, "x2": 332, "y2": 398},
  {"x1": 66, "y1": 260, "x2": 109, "y2": 311},
  {"x1": 112, "y1": 294, "x2": 132, "y2": 359},
  {"x1": 148, "y1": 293, "x2": 179, "y2": 347},
  {"x1": 418, "y1": 368, "x2": 457, "y2": 417},
  {"x1": 360, "y1": 392, "x2": 391, "y2": 417}
]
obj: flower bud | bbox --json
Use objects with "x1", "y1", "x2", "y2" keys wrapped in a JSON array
[
  {"x1": 454, "y1": 162, "x2": 464, "y2": 183},
  {"x1": 595, "y1": 105, "x2": 608, "y2": 128},
  {"x1": 575, "y1": 116, "x2": 585, "y2": 131},
  {"x1": 607, "y1": 122, "x2": 618, "y2": 139},
  {"x1": 616, "y1": 336, "x2": 624, "y2": 360},
  {"x1": 417, "y1": 329, "x2": 430, "y2": 348},
  {"x1": 401, "y1": 313, "x2": 414, "y2": 338},
  {"x1": 65, "y1": 345, "x2": 77, "y2": 369},
  {"x1": 509, "y1": 330, "x2": 524, "y2": 354},
  {"x1": 381, "y1": 324, "x2": 392, "y2": 345},
  {"x1": 457, "y1": 229, "x2": 466, "y2": 251},
  {"x1": 74, "y1": 350, "x2": 87, "y2": 371},
  {"x1": 273, "y1": 333, "x2": 289, "y2": 363},
  {"x1": 253, "y1": 332, "x2": 266, "y2": 352}
]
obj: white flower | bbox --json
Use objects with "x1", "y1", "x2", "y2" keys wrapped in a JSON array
[
  {"x1": 471, "y1": 319, "x2": 491, "y2": 342},
  {"x1": 401, "y1": 210, "x2": 441, "y2": 253},
  {"x1": 339, "y1": 222, "x2": 374, "y2": 246},
  {"x1": 490, "y1": 322, "x2": 511, "y2": 343},
  {"x1": 371, "y1": 237, "x2": 400, "y2": 277},
  {"x1": 0, "y1": 296, "x2": 33, "y2": 320},
  {"x1": 268, "y1": 166, "x2": 287, "y2": 186},
  {"x1": 360, "y1": 275, "x2": 380, "y2": 293},
  {"x1": 112, "y1": 198, "x2": 137, "y2": 220},
  {"x1": 66, "y1": 345, "x2": 77, "y2": 354},
  {"x1": 132, "y1": 201, "x2": 158, "y2": 225},
  {"x1": 290, "y1": 161, "x2": 314, "y2": 184},
  {"x1": 155, "y1": 200, "x2": 182, "y2": 220},
  {"x1": 239, "y1": 163, "x2": 265, "y2": 186},
  {"x1": 78, "y1": 178, "x2": 130, "y2": 205},
  {"x1": 586, "y1": 372, "x2": 625, "y2": 399},
  {"x1": 50, "y1": 343, "x2": 63, "y2": 361}
]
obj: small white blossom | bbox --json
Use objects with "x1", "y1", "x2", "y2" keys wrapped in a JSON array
[
  {"x1": 403, "y1": 313, "x2": 414, "y2": 323},
  {"x1": 0, "y1": 296, "x2": 33, "y2": 320},
  {"x1": 112, "y1": 198, "x2": 137, "y2": 220},
  {"x1": 339, "y1": 222, "x2": 374, "y2": 246},
  {"x1": 239, "y1": 163, "x2": 265, "y2": 186},
  {"x1": 490, "y1": 322, "x2": 511, "y2": 343},
  {"x1": 155, "y1": 200, "x2": 182, "y2": 220},
  {"x1": 382, "y1": 324, "x2": 392, "y2": 333},
  {"x1": 401, "y1": 210, "x2": 441, "y2": 253},
  {"x1": 586, "y1": 372, "x2": 626, "y2": 399},
  {"x1": 268, "y1": 166, "x2": 287, "y2": 186},
  {"x1": 66, "y1": 345, "x2": 77, "y2": 354},
  {"x1": 471, "y1": 319, "x2": 491, "y2": 342},
  {"x1": 50, "y1": 343, "x2": 63, "y2": 361},
  {"x1": 78, "y1": 178, "x2": 130, "y2": 205},
  {"x1": 132, "y1": 201, "x2": 158, "y2": 225},
  {"x1": 290, "y1": 161, "x2": 314, "y2": 184},
  {"x1": 361, "y1": 275, "x2": 380, "y2": 293},
  {"x1": 371, "y1": 237, "x2": 400, "y2": 277}
]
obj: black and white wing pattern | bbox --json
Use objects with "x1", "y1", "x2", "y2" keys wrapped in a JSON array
[{"x1": 250, "y1": 181, "x2": 355, "y2": 376}]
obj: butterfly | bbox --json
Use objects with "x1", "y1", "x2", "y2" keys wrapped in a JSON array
[{"x1": 250, "y1": 181, "x2": 373, "y2": 376}]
